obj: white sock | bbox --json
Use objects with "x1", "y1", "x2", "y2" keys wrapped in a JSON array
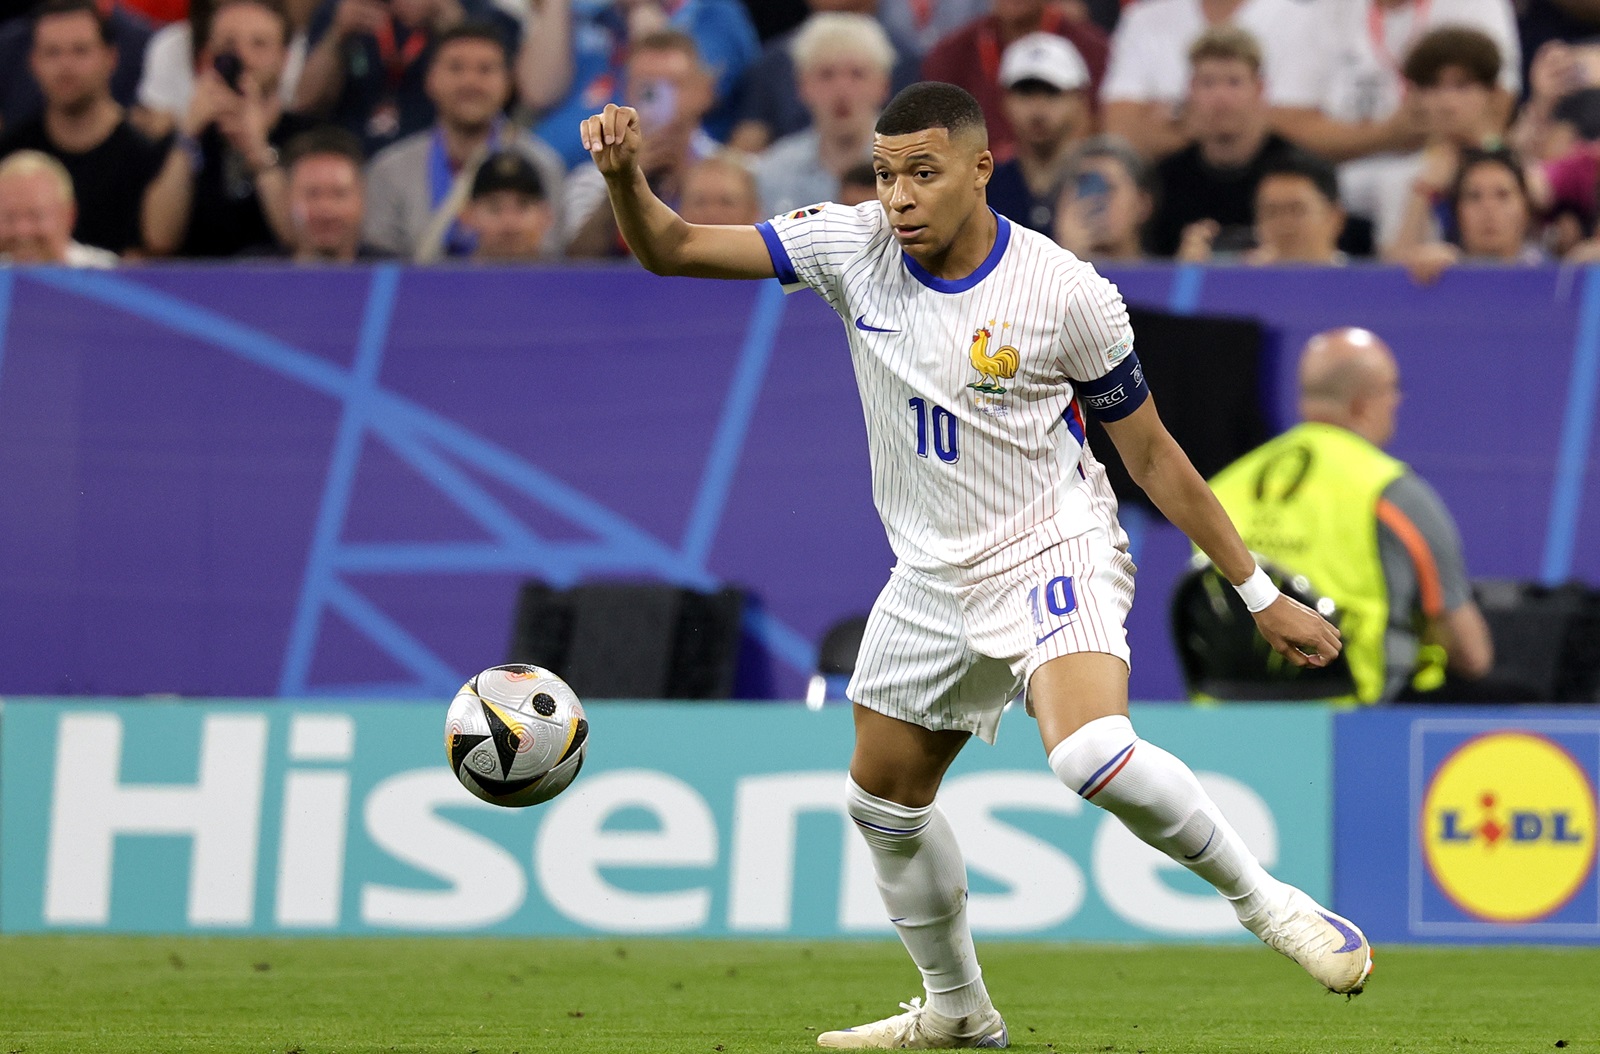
[
  {"x1": 1046, "y1": 715, "x2": 1277, "y2": 916},
  {"x1": 845, "y1": 776, "x2": 991, "y2": 1018}
]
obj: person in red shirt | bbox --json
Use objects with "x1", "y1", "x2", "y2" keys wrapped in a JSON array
[{"x1": 920, "y1": 0, "x2": 1106, "y2": 161}]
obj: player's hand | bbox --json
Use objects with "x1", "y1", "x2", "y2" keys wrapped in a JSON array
[
  {"x1": 1252, "y1": 593, "x2": 1342, "y2": 669},
  {"x1": 580, "y1": 103, "x2": 642, "y2": 181}
]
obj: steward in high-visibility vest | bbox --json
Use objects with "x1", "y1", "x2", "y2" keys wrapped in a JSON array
[
  {"x1": 1211, "y1": 422, "x2": 1411, "y2": 702},
  {"x1": 1207, "y1": 329, "x2": 1493, "y2": 702}
]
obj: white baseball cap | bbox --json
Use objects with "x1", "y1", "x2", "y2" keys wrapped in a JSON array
[{"x1": 998, "y1": 32, "x2": 1090, "y2": 92}]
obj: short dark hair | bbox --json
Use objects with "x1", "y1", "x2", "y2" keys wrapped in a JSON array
[
  {"x1": 1060, "y1": 134, "x2": 1150, "y2": 196},
  {"x1": 1259, "y1": 149, "x2": 1340, "y2": 205},
  {"x1": 33, "y1": 0, "x2": 114, "y2": 45},
  {"x1": 1402, "y1": 26, "x2": 1501, "y2": 89},
  {"x1": 875, "y1": 82, "x2": 986, "y2": 139},
  {"x1": 209, "y1": 0, "x2": 291, "y2": 48},
  {"x1": 433, "y1": 21, "x2": 512, "y2": 64},
  {"x1": 284, "y1": 126, "x2": 366, "y2": 172},
  {"x1": 1448, "y1": 146, "x2": 1529, "y2": 217}
]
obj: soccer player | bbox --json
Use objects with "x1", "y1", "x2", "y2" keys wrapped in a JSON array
[{"x1": 580, "y1": 82, "x2": 1372, "y2": 1050}]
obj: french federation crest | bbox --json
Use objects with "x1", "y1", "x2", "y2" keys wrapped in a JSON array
[{"x1": 968, "y1": 321, "x2": 1020, "y2": 394}]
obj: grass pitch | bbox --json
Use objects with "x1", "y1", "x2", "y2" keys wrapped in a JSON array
[{"x1": 0, "y1": 937, "x2": 1595, "y2": 1054}]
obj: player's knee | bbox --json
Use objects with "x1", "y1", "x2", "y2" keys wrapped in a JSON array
[
  {"x1": 1046, "y1": 713, "x2": 1139, "y2": 800},
  {"x1": 846, "y1": 775, "x2": 934, "y2": 852}
]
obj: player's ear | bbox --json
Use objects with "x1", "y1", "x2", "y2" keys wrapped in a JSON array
[{"x1": 974, "y1": 148, "x2": 993, "y2": 190}]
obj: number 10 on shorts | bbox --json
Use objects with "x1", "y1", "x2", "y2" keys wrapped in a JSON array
[{"x1": 1029, "y1": 575, "x2": 1077, "y2": 635}]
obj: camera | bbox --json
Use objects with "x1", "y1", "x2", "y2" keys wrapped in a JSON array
[{"x1": 213, "y1": 52, "x2": 244, "y2": 93}]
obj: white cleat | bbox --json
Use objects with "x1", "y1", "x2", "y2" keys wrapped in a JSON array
[
  {"x1": 1241, "y1": 885, "x2": 1374, "y2": 995},
  {"x1": 816, "y1": 997, "x2": 1008, "y2": 1049}
]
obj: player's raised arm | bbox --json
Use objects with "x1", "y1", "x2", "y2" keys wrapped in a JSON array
[
  {"x1": 1099, "y1": 398, "x2": 1344, "y2": 669},
  {"x1": 580, "y1": 104, "x2": 776, "y2": 280}
]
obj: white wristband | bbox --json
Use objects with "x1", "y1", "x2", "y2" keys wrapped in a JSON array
[{"x1": 1234, "y1": 564, "x2": 1280, "y2": 613}]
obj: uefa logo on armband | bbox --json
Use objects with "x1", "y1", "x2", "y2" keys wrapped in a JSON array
[{"x1": 1411, "y1": 723, "x2": 1600, "y2": 934}]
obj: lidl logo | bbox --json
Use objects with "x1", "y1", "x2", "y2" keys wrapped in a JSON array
[{"x1": 1420, "y1": 730, "x2": 1598, "y2": 924}]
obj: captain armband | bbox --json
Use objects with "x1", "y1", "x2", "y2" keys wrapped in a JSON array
[{"x1": 1075, "y1": 349, "x2": 1150, "y2": 422}]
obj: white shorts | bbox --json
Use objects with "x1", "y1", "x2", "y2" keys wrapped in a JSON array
[{"x1": 847, "y1": 531, "x2": 1136, "y2": 744}]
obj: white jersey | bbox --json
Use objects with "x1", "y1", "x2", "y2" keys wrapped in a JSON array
[{"x1": 757, "y1": 202, "x2": 1148, "y2": 579}]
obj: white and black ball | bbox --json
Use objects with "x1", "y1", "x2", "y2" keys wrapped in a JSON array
[{"x1": 445, "y1": 664, "x2": 588, "y2": 807}]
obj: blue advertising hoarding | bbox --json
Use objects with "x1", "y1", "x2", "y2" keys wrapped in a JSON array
[
  {"x1": 1334, "y1": 707, "x2": 1600, "y2": 943},
  {"x1": 0, "y1": 699, "x2": 1331, "y2": 939}
]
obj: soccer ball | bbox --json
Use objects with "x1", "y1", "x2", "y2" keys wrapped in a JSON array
[{"x1": 445, "y1": 664, "x2": 589, "y2": 807}]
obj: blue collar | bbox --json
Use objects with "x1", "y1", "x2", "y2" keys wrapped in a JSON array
[{"x1": 901, "y1": 210, "x2": 1011, "y2": 294}]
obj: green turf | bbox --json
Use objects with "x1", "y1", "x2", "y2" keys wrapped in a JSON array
[{"x1": 0, "y1": 937, "x2": 1595, "y2": 1053}]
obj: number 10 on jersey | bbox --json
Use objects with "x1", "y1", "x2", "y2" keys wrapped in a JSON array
[{"x1": 909, "y1": 397, "x2": 959, "y2": 464}]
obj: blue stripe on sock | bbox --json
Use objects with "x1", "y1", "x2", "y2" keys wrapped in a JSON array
[
  {"x1": 1075, "y1": 741, "x2": 1136, "y2": 797},
  {"x1": 851, "y1": 816, "x2": 930, "y2": 837},
  {"x1": 1182, "y1": 824, "x2": 1217, "y2": 861}
]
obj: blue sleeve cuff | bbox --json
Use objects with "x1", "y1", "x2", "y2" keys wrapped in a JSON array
[
  {"x1": 755, "y1": 221, "x2": 798, "y2": 286},
  {"x1": 1076, "y1": 350, "x2": 1150, "y2": 422}
]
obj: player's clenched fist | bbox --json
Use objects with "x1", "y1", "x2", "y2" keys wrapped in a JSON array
[{"x1": 580, "y1": 103, "x2": 641, "y2": 179}]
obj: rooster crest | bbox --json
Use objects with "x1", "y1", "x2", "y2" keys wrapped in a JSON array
[{"x1": 967, "y1": 324, "x2": 1020, "y2": 394}]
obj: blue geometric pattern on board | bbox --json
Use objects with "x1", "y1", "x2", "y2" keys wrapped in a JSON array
[{"x1": 24, "y1": 268, "x2": 812, "y2": 697}]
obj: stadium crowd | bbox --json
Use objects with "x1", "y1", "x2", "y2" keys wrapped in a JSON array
[{"x1": 1, "y1": 0, "x2": 1598, "y2": 279}]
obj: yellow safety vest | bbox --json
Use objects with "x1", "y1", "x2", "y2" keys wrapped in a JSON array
[{"x1": 1208, "y1": 422, "x2": 1410, "y2": 704}]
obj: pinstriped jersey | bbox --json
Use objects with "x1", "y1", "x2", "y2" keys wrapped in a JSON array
[{"x1": 756, "y1": 201, "x2": 1145, "y2": 577}]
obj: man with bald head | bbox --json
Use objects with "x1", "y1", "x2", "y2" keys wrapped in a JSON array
[{"x1": 1208, "y1": 327, "x2": 1493, "y2": 703}]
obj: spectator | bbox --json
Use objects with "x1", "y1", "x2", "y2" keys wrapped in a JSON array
[
  {"x1": 1145, "y1": 25, "x2": 1298, "y2": 258},
  {"x1": 154, "y1": 0, "x2": 319, "y2": 256},
  {"x1": 1518, "y1": 0, "x2": 1600, "y2": 94},
  {"x1": 986, "y1": 31, "x2": 1091, "y2": 234},
  {"x1": 133, "y1": 0, "x2": 308, "y2": 138},
  {"x1": 460, "y1": 147, "x2": 550, "y2": 259},
  {"x1": 0, "y1": 0, "x2": 186, "y2": 254},
  {"x1": 1208, "y1": 327, "x2": 1494, "y2": 703},
  {"x1": 1276, "y1": 0, "x2": 1519, "y2": 166},
  {"x1": 279, "y1": 124, "x2": 376, "y2": 259},
  {"x1": 1535, "y1": 101, "x2": 1600, "y2": 250},
  {"x1": 726, "y1": 0, "x2": 919, "y2": 154},
  {"x1": 1353, "y1": 26, "x2": 1507, "y2": 256},
  {"x1": 921, "y1": 0, "x2": 1108, "y2": 162},
  {"x1": 561, "y1": 28, "x2": 714, "y2": 257},
  {"x1": 677, "y1": 151, "x2": 759, "y2": 224},
  {"x1": 1402, "y1": 148, "x2": 1544, "y2": 282},
  {"x1": 878, "y1": 0, "x2": 988, "y2": 58},
  {"x1": 1244, "y1": 150, "x2": 1347, "y2": 264},
  {"x1": 0, "y1": 148, "x2": 117, "y2": 264},
  {"x1": 1510, "y1": 42, "x2": 1600, "y2": 164},
  {"x1": 1052, "y1": 133, "x2": 1151, "y2": 261},
  {"x1": 362, "y1": 22, "x2": 563, "y2": 259},
  {"x1": 528, "y1": 0, "x2": 758, "y2": 168},
  {"x1": 837, "y1": 158, "x2": 875, "y2": 205},
  {"x1": 752, "y1": 12, "x2": 890, "y2": 215},
  {"x1": 0, "y1": 0, "x2": 152, "y2": 129},
  {"x1": 1101, "y1": 0, "x2": 1319, "y2": 160},
  {"x1": 293, "y1": 0, "x2": 518, "y2": 156}
]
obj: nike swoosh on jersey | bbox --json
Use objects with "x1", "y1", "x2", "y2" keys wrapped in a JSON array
[
  {"x1": 854, "y1": 314, "x2": 899, "y2": 333},
  {"x1": 1035, "y1": 623, "x2": 1072, "y2": 646}
]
